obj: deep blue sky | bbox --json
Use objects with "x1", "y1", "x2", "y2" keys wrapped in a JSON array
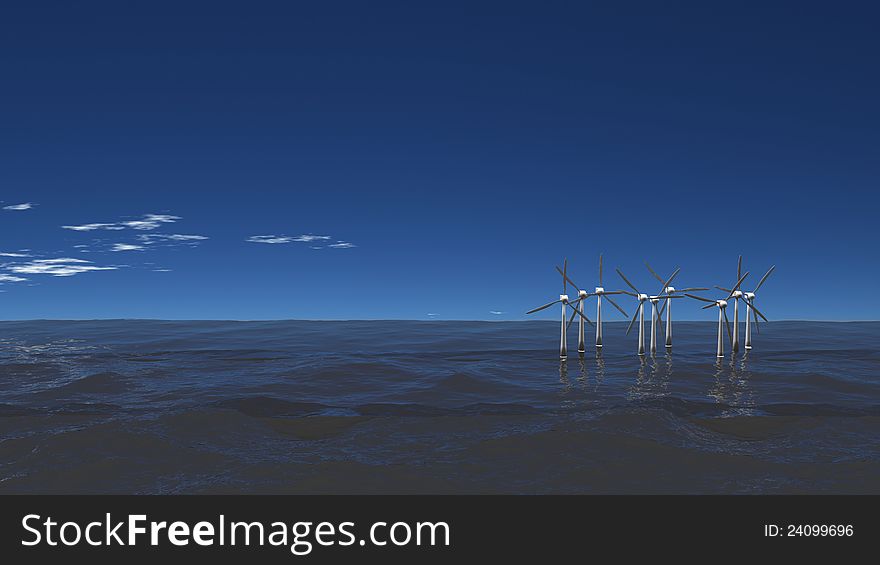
[{"x1": 1, "y1": 1, "x2": 877, "y2": 320}]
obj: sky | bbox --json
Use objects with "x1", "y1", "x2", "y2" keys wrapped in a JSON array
[{"x1": 1, "y1": 1, "x2": 877, "y2": 320}]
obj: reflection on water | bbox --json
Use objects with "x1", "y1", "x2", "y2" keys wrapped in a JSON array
[
  {"x1": 558, "y1": 359, "x2": 570, "y2": 393},
  {"x1": 594, "y1": 350, "x2": 606, "y2": 386},
  {"x1": 575, "y1": 355, "x2": 588, "y2": 390},
  {"x1": 707, "y1": 352, "x2": 757, "y2": 415},
  {"x1": 627, "y1": 354, "x2": 671, "y2": 401}
]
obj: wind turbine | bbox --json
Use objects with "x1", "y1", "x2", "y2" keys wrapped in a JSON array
[
  {"x1": 742, "y1": 265, "x2": 774, "y2": 350},
  {"x1": 715, "y1": 256, "x2": 749, "y2": 351},
  {"x1": 715, "y1": 257, "x2": 774, "y2": 352},
  {"x1": 685, "y1": 271, "x2": 750, "y2": 357},
  {"x1": 616, "y1": 267, "x2": 682, "y2": 355},
  {"x1": 526, "y1": 259, "x2": 594, "y2": 359},
  {"x1": 556, "y1": 264, "x2": 596, "y2": 354},
  {"x1": 557, "y1": 254, "x2": 628, "y2": 350},
  {"x1": 644, "y1": 261, "x2": 709, "y2": 349}
]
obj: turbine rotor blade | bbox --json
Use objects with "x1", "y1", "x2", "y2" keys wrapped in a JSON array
[
  {"x1": 626, "y1": 306, "x2": 639, "y2": 335},
  {"x1": 701, "y1": 303, "x2": 715, "y2": 310},
  {"x1": 685, "y1": 293, "x2": 715, "y2": 303},
  {"x1": 618, "y1": 290, "x2": 638, "y2": 297},
  {"x1": 737, "y1": 255, "x2": 742, "y2": 280},
  {"x1": 563, "y1": 258, "x2": 568, "y2": 295},
  {"x1": 754, "y1": 265, "x2": 776, "y2": 292},
  {"x1": 556, "y1": 265, "x2": 581, "y2": 293},
  {"x1": 567, "y1": 304, "x2": 578, "y2": 329},
  {"x1": 748, "y1": 298, "x2": 769, "y2": 322},
  {"x1": 566, "y1": 300, "x2": 594, "y2": 327},
  {"x1": 645, "y1": 261, "x2": 664, "y2": 284},
  {"x1": 658, "y1": 299, "x2": 667, "y2": 318},
  {"x1": 678, "y1": 287, "x2": 709, "y2": 292},
  {"x1": 715, "y1": 286, "x2": 732, "y2": 293},
  {"x1": 604, "y1": 295, "x2": 629, "y2": 317},
  {"x1": 728, "y1": 271, "x2": 750, "y2": 298},
  {"x1": 526, "y1": 300, "x2": 560, "y2": 314},
  {"x1": 616, "y1": 268, "x2": 639, "y2": 293},
  {"x1": 753, "y1": 303, "x2": 761, "y2": 334},
  {"x1": 659, "y1": 267, "x2": 681, "y2": 294},
  {"x1": 723, "y1": 308, "x2": 733, "y2": 345}
]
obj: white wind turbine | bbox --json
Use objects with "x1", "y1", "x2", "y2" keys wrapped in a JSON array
[
  {"x1": 715, "y1": 257, "x2": 774, "y2": 352},
  {"x1": 616, "y1": 267, "x2": 682, "y2": 356},
  {"x1": 526, "y1": 259, "x2": 594, "y2": 359},
  {"x1": 644, "y1": 261, "x2": 709, "y2": 349},
  {"x1": 686, "y1": 271, "x2": 750, "y2": 357},
  {"x1": 557, "y1": 254, "x2": 629, "y2": 351},
  {"x1": 555, "y1": 264, "x2": 596, "y2": 354}
]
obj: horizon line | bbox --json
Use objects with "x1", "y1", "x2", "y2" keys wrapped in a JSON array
[{"x1": 0, "y1": 318, "x2": 877, "y2": 323}]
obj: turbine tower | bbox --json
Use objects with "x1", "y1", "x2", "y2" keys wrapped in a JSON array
[
  {"x1": 644, "y1": 261, "x2": 708, "y2": 349},
  {"x1": 556, "y1": 254, "x2": 627, "y2": 350},
  {"x1": 685, "y1": 271, "x2": 750, "y2": 357},
  {"x1": 742, "y1": 265, "x2": 774, "y2": 349},
  {"x1": 727, "y1": 256, "x2": 747, "y2": 352},
  {"x1": 526, "y1": 259, "x2": 593, "y2": 359}
]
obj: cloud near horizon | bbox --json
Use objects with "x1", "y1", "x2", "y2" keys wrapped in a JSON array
[
  {"x1": 62, "y1": 213, "x2": 181, "y2": 232},
  {"x1": 247, "y1": 234, "x2": 354, "y2": 249},
  {"x1": 7, "y1": 257, "x2": 118, "y2": 277},
  {"x1": 111, "y1": 243, "x2": 145, "y2": 252},
  {"x1": 3, "y1": 203, "x2": 34, "y2": 211},
  {"x1": 246, "y1": 234, "x2": 332, "y2": 244},
  {"x1": 137, "y1": 233, "x2": 208, "y2": 244}
]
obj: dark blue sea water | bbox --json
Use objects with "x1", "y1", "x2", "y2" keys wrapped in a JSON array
[{"x1": 0, "y1": 320, "x2": 878, "y2": 494}]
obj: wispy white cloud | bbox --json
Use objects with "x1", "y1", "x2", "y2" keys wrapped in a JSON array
[
  {"x1": 3, "y1": 202, "x2": 34, "y2": 211},
  {"x1": 489, "y1": 311, "x2": 505, "y2": 315},
  {"x1": 246, "y1": 235, "x2": 296, "y2": 244},
  {"x1": 291, "y1": 234, "x2": 331, "y2": 242},
  {"x1": 246, "y1": 234, "x2": 353, "y2": 250},
  {"x1": 137, "y1": 233, "x2": 208, "y2": 244},
  {"x1": 8, "y1": 258, "x2": 118, "y2": 277},
  {"x1": 62, "y1": 213, "x2": 181, "y2": 232},
  {"x1": 246, "y1": 234, "x2": 333, "y2": 244},
  {"x1": 62, "y1": 223, "x2": 126, "y2": 231},
  {"x1": 111, "y1": 243, "x2": 145, "y2": 252},
  {"x1": 122, "y1": 214, "x2": 181, "y2": 230},
  {"x1": 0, "y1": 252, "x2": 30, "y2": 257},
  {"x1": 152, "y1": 268, "x2": 173, "y2": 272},
  {"x1": 0, "y1": 274, "x2": 27, "y2": 282}
]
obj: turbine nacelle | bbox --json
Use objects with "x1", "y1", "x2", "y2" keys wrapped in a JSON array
[
  {"x1": 560, "y1": 294, "x2": 569, "y2": 303},
  {"x1": 717, "y1": 299, "x2": 728, "y2": 308},
  {"x1": 638, "y1": 294, "x2": 648, "y2": 302},
  {"x1": 745, "y1": 292, "x2": 756, "y2": 300},
  {"x1": 665, "y1": 286, "x2": 675, "y2": 293},
  {"x1": 732, "y1": 290, "x2": 743, "y2": 299},
  {"x1": 578, "y1": 290, "x2": 588, "y2": 298},
  {"x1": 594, "y1": 287, "x2": 605, "y2": 295},
  {"x1": 649, "y1": 296, "x2": 660, "y2": 304}
]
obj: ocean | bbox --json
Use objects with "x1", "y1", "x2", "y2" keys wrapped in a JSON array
[{"x1": 0, "y1": 320, "x2": 877, "y2": 494}]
